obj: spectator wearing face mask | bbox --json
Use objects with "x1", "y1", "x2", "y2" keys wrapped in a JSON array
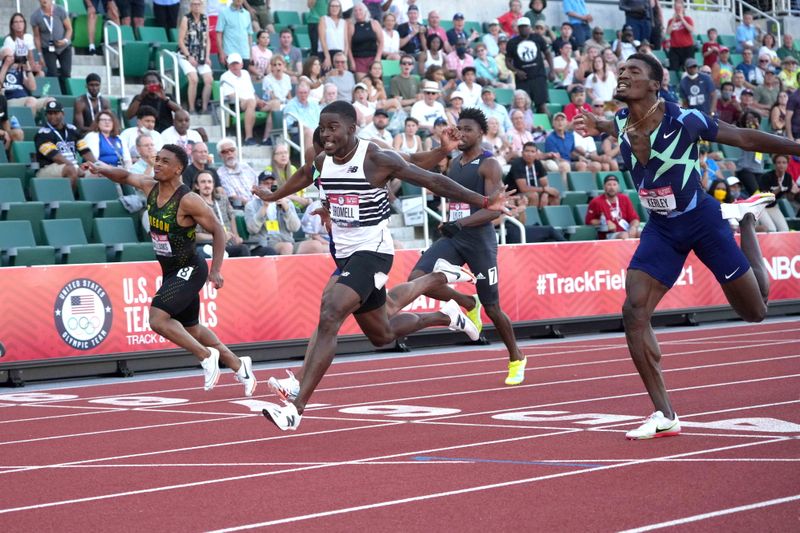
[
  {"x1": 679, "y1": 58, "x2": 715, "y2": 115},
  {"x1": 715, "y1": 82, "x2": 742, "y2": 125}
]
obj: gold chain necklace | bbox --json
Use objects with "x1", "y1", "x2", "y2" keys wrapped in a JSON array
[
  {"x1": 621, "y1": 98, "x2": 663, "y2": 135},
  {"x1": 333, "y1": 139, "x2": 360, "y2": 164}
]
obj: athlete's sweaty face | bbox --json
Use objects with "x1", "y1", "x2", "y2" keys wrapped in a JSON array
[
  {"x1": 614, "y1": 59, "x2": 658, "y2": 102},
  {"x1": 319, "y1": 113, "x2": 356, "y2": 156},
  {"x1": 153, "y1": 149, "x2": 181, "y2": 182},
  {"x1": 456, "y1": 118, "x2": 482, "y2": 151}
]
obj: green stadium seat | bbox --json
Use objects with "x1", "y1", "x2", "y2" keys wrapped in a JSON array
[
  {"x1": 42, "y1": 218, "x2": 107, "y2": 264},
  {"x1": 137, "y1": 26, "x2": 169, "y2": 44},
  {"x1": 561, "y1": 191, "x2": 589, "y2": 206},
  {"x1": 108, "y1": 25, "x2": 136, "y2": 44},
  {"x1": 627, "y1": 191, "x2": 649, "y2": 222},
  {"x1": 541, "y1": 205, "x2": 577, "y2": 229},
  {"x1": 464, "y1": 21, "x2": 482, "y2": 35},
  {"x1": 596, "y1": 171, "x2": 628, "y2": 190},
  {"x1": 0, "y1": 148, "x2": 7, "y2": 163},
  {"x1": 78, "y1": 177, "x2": 120, "y2": 203},
  {"x1": 718, "y1": 35, "x2": 737, "y2": 49},
  {"x1": 119, "y1": 244, "x2": 156, "y2": 262},
  {"x1": 275, "y1": 11, "x2": 302, "y2": 26},
  {"x1": 65, "y1": 77, "x2": 86, "y2": 96},
  {"x1": 570, "y1": 225, "x2": 597, "y2": 241},
  {"x1": 60, "y1": 0, "x2": 88, "y2": 16},
  {"x1": 495, "y1": 88, "x2": 514, "y2": 106},
  {"x1": 4, "y1": 202, "x2": 46, "y2": 244},
  {"x1": 52, "y1": 200, "x2": 95, "y2": 236},
  {"x1": 652, "y1": 49, "x2": 668, "y2": 66},
  {"x1": 22, "y1": 127, "x2": 40, "y2": 142},
  {"x1": 11, "y1": 141, "x2": 37, "y2": 165},
  {"x1": 603, "y1": 29, "x2": 617, "y2": 42},
  {"x1": 523, "y1": 206, "x2": 542, "y2": 226},
  {"x1": 0, "y1": 179, "x2": 26, "y2": 203},
  {"x1": 0, "y1": 220, "x2": 55, "y2": 266},
  {"x1": 533, "y1": 113, "x2": 551, "y2": 130},
  {"x1": 92, "y1": 217, "x2": 148, "y2": 261},
  {"x1": 546, "y1": 102, "x2": 563, "y2": 116},
  {"x1": 545, "y1": 172, "x2": 567, "y2": 194},
  {"x1": 30, "y1": 178, "x2": 75, "y2": 203},
  {"x1": 381, "y1": 59, "x2": 401, "y2": 78},
  {"x1": 440, "y1": 20, "x2": 454, "y2": 31},
  {"x1": 295, "y1": 33, "x2": 312, "y2": 51},
  {"x1": 123, "y1": 42, "x2": 153, "y2": 78},
  {"x1": 34, "y1": 77, "x2": 62, "y2": 97},
  {"x1": 572, "y1": 203, "x2": 588, "y2": 223},
  {"x1": 9, "y1": 107, "x2": 36, "y2": 128},
  {"x1": 721, "y1": 144, "x2": 742, "y2": 160},
  {"x1": 547, "y1": 88, "x2": 570, "y2": 106},
  {"x1": 568, "y1": 171, "x2": 597, "y2": 192}
]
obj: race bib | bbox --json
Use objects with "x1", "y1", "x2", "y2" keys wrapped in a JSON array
[
  {"x1": 328, "y1": 194, "x2": 361, "y2": 227},
  {"x1": 265, "y1": 219, "x2": 280, "y2": 233},
  {"x1": 639, "y1": 186, "x2": 677, "y2": 215},
  {"x1": 150, "y1": 232, "x2": 173, "y2": 256},
  {"x1": 448, "y1": 202, "x2": 471, "y2": 221}
]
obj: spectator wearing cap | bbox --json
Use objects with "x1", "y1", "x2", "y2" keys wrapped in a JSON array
[
  {"x1": 426, "y1": 11, "x2": 451, "y2": 53},
  {"x1": 735, "y1": 11, "x2": 760, "y2": 53},
  {"x1": 703, "y1": 28, "x2": 722, "y2": 68},
  {"x1": 612, "y1": 25, "x2": 640, "y2": 61},
  {"x1": 778, "y1": 56, "x2": 799, "y2": 92},
  {"x1": 734, "y1": 110, "x2": 766, "y2": 196},
  {"x1": 410, "y1": 80, "x2": 446, "y2": 134},
  {"x1": 327, "y1": 51, "x2": 357, "y2": 102},
  {"x1": 619, "y1": 0, "x2": 653, "y2": 43},
  {"x1": 245, "y1": 172, "x2": 301, "y2": 255},
  {"x1": 546, "y1": 111, "x2": 598, "y2": 173},
  {"x1": 424, "y1": 117, "x2": 450, "y2": 152},
  {"x1": 397, "y1": 5, "x2": 426, "y2": 56},
  {"x1": 393, "y1": 116, "x2": 422, "y2": 154},
  {"x1": 562, "y1": 0, "x2": 592, "y2": 47},
  {"x1": 194, "y1": 171, "x2": 251, "y2": 258},
  {"x1": 119, "y1": 105, "x2": 164, "y2": 161},
  {"x1": 498, "y1": 0, "x2": 524, "y2": 38},
  {"x1": 220, "y1": 53, "x2": 269, "y2": 145},
  {"x1": 716, "y1": 82, "x2": 742, "y2": 125},
  {"x1": 739, "y1": 88, "x2": 761, "y2": 118},
  {"x1": 777, "y1": 34, "x2": 799, "y2": 61},
  {"x1": 358, "y1": 108, "x2": 393, "y2": 144},
  {"x1": 585, "y1": 174, "x2": 640, "y2": 239},
  {"x1": 712, "y1": 46, "x2": 734, "y2": 86},
  {"x1": 0, "y1": 48, "x2": 52, "y2": 117},
  {"x1": 353, "y1": 82, "x2": 377, "y2": 128},
  {"x1": 532, "y1": 19, "x2": 555, "y2": 48},
  {"x1": 725, "y1": 176, "x2": 744, "y2": 200},
  {"x1": 482, "y1": 20, "x2": 505, "y2": 57},
  {"x1": 216, "y1": 0, "x2": 253, "y2": 67},
  {"x1": 447, "y1": 13, "x2": 480, "y2": 48},
  {"x1": 585, "y1": 27, "x2": 609, "y2": 56},
  {"x1": 455, "y1": 67, "x2": 482, "y2": 107},
  {"x1": 665, "y1": 0, "x2": 694, "y2": 72},
  {"x1": 506, "y1": 16, "x2": 553, "y2": 114},
  {"x1": 217, "y1": 138, "x2": 259, "y2": 208},
  {"x1": 563, "y1": 86, "x2": 592, "y2": 123},
  {"x1": 679, "y1": 58, "x2": 715, "y2": 115},
  {"x1": 445, "y1": 38, "x2": 474, "y2": 80},
  {"x1": 390, "y1": 54, "x2": 420, "y2": 108},
  {"x1": 477, "y1": 87, "x2": 512, "y2": 133},
  {"x1": 552, "y1": 22, "x2": 578, "y2": 56},
  {"x1": 347, "y1": 2, "x2": 384, "y2": 79},
  {"x1": 736, "y1": 48, "x2": 760, "y2": 89},
  {"x1": 73, "y1": 73, "x2": 110, "y2": 138},
  {"x1": 35, "y1": 100, "x2": 86, "y2": 187}
]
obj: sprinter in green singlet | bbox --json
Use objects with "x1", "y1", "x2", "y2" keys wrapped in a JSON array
[{"x1": 84, "y1": 144, "x2": 257, "y2": 396}]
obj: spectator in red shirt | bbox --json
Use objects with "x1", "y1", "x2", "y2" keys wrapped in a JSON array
[
  {"x1": 563, "y1": 86, "x2": 592, "y2": 123},
  {"x1": 703, "y1": 27, "x2": 721, "y2": 68},
  {"x1": 585, "y1": 174, "x2": 641, "y2": 239},
  {"x1": 498, "y1": 0, "x2": 524, "y2": 38},
  {"x1": 715, "y1": 82, "x2": 742, "y2": 124},
  {"x1": 666, "y1": 0, "x2": 695, "y2": 72}
]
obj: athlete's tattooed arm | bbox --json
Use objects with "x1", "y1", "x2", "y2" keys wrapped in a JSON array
[
  {"x1": 180, "y1": 193, "x2": 226, "y2": 289},
  {"x1": 82, "y1": 162, "x2": 156, "y2": 195},
  {"x1": 716, "y1": 120, "x2": 800, "y2": 157},
  {"x1": 368, "y1": 147, "x2": 513, "y2": 213}
]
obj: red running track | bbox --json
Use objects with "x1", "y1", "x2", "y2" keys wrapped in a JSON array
[{"x1": 0, "y1": 320, "x2": 798, "y2": 531}]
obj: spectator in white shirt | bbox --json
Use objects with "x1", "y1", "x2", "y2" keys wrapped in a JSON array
[
  {"x1": 261, "y1": 55, "x2": 292, "y2": 145},
  {"x1": 119, "y1": 105, "x2": 164, "y2": 161},
  {"x1": 219, "y1": 52, "x2": 269, "y2": 145},
  {"x1": 410, "y1": 80, "x2": 447, "y2": 134},
  {"x1": 160, "y1": 110, "x2": 204, "y2": 156},
  {"x1": 456, "y1": 66, "x2": 483, "y2": 107}
]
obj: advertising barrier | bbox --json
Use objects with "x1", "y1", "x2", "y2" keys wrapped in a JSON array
[{"x1": 1, "y1": 234, "x2": 799, "y2": 364}]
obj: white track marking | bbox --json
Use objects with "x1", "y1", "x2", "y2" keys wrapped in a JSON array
[
  {"x1": 620, "y1": 494, "x2": 800, "y2": 532},
  {"x1": 206, "y1": 438, "x2": 788, "y2": 531},
  {"x1": 0, "y1": 429, "x2": 578, "y2": 514},
  {"x1": 0, "y1": 408, "x2": 127, "y2": 425}
]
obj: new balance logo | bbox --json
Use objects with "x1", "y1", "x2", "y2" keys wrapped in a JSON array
[
  {"x1": 456, "y1": 316, "x2": 466, "y2": 329},
  {"x1": 286, "y1": 415, "x2": 296, "y2": 427},
  {"x1": 346, "y1": 166, "x2": 359, "y2": 173}
]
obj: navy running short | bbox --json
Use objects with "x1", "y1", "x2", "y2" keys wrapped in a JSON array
[{"x1": 629, "y1": 195, "x2": 751, "y2": 288}]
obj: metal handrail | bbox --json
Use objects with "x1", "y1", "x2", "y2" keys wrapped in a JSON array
[
  {"x1": 219, "y1": 79, "x2": 243, "y2": 160},
  {"x1": 421, "y1": 191, "x2": 442, "y2": 249},
  {"x1": 500, "y1": 215, "x2": 526, "y2": 245},
  {"x1": 735, "y1": 0, "x2": 782, "y2": 47},
  {"x1": 103, "y1": 21, "x2": 125, "y2": 99},
  {"x1": 282, "y1": 111, "x2": 306, "y2": 167},
  {"x1": 158, "y1": 49, "x2": 181, "y2": 107}
]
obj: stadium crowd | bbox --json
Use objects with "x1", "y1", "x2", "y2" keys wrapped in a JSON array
[{"x1": 1, "y1": 0, "x2": 799, "y2": 263}]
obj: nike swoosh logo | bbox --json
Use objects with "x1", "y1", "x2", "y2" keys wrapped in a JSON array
[
  {"x1": 724, "y1": 267, "x2": 740, "y2": 280},
  {"x1": 662, "y1": 130, "x2": 677, "y2": 140}
]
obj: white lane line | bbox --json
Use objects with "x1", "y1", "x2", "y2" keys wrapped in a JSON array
[
  {"x1": 0, "y1": 408, "x2": 128, "y2": 425},
  {"x1": 0, "y1": 428, "x2": 578, "y2": 514},
  {"x1": 619, "y1": 494, "x2": 800, "y2": 532},
  {"x1": 206, "y1": 438, "x2": 788, "y2": 531}
]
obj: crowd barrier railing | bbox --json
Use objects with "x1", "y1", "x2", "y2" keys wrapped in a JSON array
[
  {"x1": 281, "y1": 111, "x2": 306, "y2": 167},
  {"x1": 103, "y1": 21, "x2": 125, "y2": 100},
  {"x1": 219, "y1": 79, "x2": 243, "y2": 159},
  {"x1": 159, "y1": 49, "x2": 181, "y2": 108}
]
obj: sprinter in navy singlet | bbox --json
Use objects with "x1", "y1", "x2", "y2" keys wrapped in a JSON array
[
  {"x1": 84, "y1": 144, "x2": 257, "y2": 396},
  {"x1": 575, "y1": 53, "x2": 800, "y2": 439}
]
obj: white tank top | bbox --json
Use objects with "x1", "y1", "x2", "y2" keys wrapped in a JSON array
[
  {"x1": 319, "y1": 16, "x2": 346, "y2": 52},
  {"x1": 321, "y1": 140, "x2": 393, "y2": 258}
]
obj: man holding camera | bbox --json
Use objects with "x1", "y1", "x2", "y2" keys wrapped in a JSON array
[
  {"x1": 0, "y1": 49, "x2": 52, "y2": 118},
  {"x1": 31, "y1": 0, "x2": 73, "y2": 80},
  {"x1": 245, "y1": 171, "x2": 301, "y2": 256}
]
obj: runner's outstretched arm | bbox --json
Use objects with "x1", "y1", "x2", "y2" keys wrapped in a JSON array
[
  {"x1": 370, "y1": 148, "x2": 513, "y2": 213},
  {"x1": 83, "y1": 162, "x2": 156, "y2": 193},
  {"x1": 716, "y1": 121, "x2": 800, "y2": 156},
  {"x1": 252, "y1": 157, "x2": 316, "y2": 203},
  {"x1": 451, "y1": 157, "x2": 507, "y2": 228}
]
